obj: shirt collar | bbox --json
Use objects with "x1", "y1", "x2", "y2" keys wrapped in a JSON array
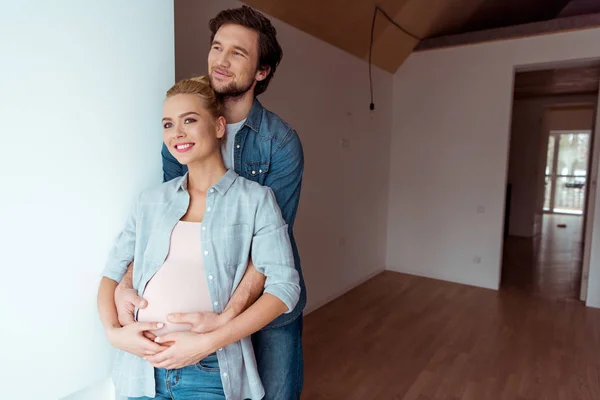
[
  {"x1": 176, "y1": 169, "x2": 238, "y2": 196},
  {"x1": 244, "y1": 97, "x2": 264, "y2": 133}
]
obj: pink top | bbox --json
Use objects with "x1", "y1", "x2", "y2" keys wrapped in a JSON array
[{"x1": 137, "y1": 221, "x2": 212, "y2": 336}]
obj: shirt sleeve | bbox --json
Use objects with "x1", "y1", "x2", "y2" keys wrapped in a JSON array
[
  {"x1": 262, "y1": 128, "x2": 303, "y2": 231},
  {"x1": 251, "y1": 187, "x2": 300, "y2": 313},
  {"x1": 102, "y1": 195, "x2": 139, "y2": 283}
]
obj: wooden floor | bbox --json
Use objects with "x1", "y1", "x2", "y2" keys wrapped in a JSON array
[
  {"x1": 501, "y1": 214, "x2": 583, "y2": 301},
  {"x1": 302, "y1": 272, "x2": 600, "y2": 399}
]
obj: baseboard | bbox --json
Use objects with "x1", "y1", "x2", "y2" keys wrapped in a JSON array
[
  {"x1": 304, "y1": 268, "x2": 385, "y2": 315},
  {"x1": 385, "y1": 265, "x2": 498, "y2": 291}
]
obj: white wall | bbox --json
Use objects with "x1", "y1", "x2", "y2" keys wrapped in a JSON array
[
  {"x1": 387, "y1": 27, "x2": 600, "y2": 291},
  {"x1": 175, "y1": 0, "x2": 393, "y2": 312},
  {"x1": 0, "y1": 2, "x2": 174, "y2": 399},
  {"x1": 507, "y1": 96, "x2": 596, "y2": 237}
]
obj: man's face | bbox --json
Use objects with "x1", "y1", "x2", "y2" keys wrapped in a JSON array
[{"x1": 208, "y1": 24, "x2": 269, "y2": 97}]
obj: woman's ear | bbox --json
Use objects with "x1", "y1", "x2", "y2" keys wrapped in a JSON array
[{"x1": 215, "y1": 116, "x2": 226, "y2": 139}]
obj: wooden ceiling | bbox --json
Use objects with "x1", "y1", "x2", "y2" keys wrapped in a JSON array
[
  {"x1": 514, "y1": 65, "x2": 600, "y2": 99},
  {"x1": 242, "y1": 0, "x2": 600, "y2": 73}
]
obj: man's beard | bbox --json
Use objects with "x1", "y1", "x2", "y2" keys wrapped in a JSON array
[{"x1": 210, "y1": 74, "x2": 254, "y2": 99}]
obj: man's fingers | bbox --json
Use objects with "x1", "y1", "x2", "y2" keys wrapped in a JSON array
[
  {"x1": 145, "y1": 347, "x2": 172, "y2": 364},
  {"x1": 144, "y1": 342, "x2": 166, "y2": 354},
  {"x1": 143, "y1": 342, "x2": 170, "y2": 356},
  {"x1": 167, "y1": 312, "x2": 199, "y2": 325},
  {"x1": 123, "y1": 291, "x2": 147, "y2": 309}
]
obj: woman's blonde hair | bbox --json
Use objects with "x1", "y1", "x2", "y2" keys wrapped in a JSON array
[{"x1": 166, "y1": 75, "x2": 222, "y2": 118}]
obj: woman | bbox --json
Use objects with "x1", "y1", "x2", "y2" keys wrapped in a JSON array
[{"x1": 97, "y1": 75, "x2": 300, "y2": 400}]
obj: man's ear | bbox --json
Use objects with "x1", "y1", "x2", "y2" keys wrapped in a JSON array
[{"x1": 255, "y1": 66, "x2": 271, "y2": 82}]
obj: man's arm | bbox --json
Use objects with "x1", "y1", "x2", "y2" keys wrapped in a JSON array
[
  {"x1": 167, "y1": 259, "x2": 265, "y2": 331},
  {"x1": 263, "y1": 128, "x2": 304, "y2": 229}
]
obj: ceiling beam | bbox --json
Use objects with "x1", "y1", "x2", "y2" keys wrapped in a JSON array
[{"x1": 416, "y1": 12, "x2": 600, "y2": 51}]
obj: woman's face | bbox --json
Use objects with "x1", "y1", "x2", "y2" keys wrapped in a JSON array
[{"x1": 162, "y1": 94, "x2": 225, "y2": 166}]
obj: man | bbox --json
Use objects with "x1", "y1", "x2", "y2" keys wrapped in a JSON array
[{"x1": 114, "y1": 6, "x2": 306, "y2": 399}]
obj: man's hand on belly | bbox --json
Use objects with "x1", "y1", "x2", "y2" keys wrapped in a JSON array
[
  {"x1": 115, "y1": 261, "x2": 148, "y2": 326},
  {"x1": 166, "y1": 311, "x2": 226, "y2": 334}
]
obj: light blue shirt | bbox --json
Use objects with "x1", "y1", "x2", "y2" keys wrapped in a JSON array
[{"x1": 102, "y1": 169, "x2": 300, "y2": 400}]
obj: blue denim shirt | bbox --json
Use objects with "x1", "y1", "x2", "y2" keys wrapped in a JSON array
[
  {"x1": 103, "y1": 170, "x2": 300, "y2": 399},
  {"x1": 161, "y1": 98, "x2": 306, "y2": 328}
]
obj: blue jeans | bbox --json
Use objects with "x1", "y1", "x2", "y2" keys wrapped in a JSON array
[
  {"x1": 130, "y1": 353, "x2": 225, "y2": 400},
  {"x1": 252, "y1": 314, "x2": 304, "y2": 400}
]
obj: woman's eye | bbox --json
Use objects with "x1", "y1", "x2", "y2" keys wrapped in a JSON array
[
  {"x1": 163, "y1": 122, "x2": 173, "y2": 129},
  {"x1": 184, "y1": 118, "x2": 196, "y2": 124}
]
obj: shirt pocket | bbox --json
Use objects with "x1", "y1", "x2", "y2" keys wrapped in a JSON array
[
  {"x1": 211, "y1": 223, "x2": 252, "y2": 268},
  {"x1": 244, "y1": 161, "x2": 270, "y2": 184}
]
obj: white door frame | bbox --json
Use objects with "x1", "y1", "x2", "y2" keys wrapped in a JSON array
[{"x1": 581, "y1": 97, "x2": 600, "y2": 301}]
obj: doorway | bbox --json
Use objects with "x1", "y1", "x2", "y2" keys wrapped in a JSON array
[
  {"x1": 543, "y1": 130, "x2": 591, "y2": 214},
  {"x1": 500, "y1": 64, "x2": 600, "y2": 301}
]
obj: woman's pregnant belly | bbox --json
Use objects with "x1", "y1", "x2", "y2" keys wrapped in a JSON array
[{"x1": 137, "y1": 221, "x2": 212, "y2": 336}]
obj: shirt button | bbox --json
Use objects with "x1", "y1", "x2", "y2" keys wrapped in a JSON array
[
  {"x1": 204, "y1": 250, "x2": 209, "y2": 256},
  {"x1": 218, "y1": 348, "x2": 223, "y2": 351},
  {"x1": 206, "y1": 207, "x2": 211, "y2": 212},
  {"x1": 202, "y1": 226, "x2": 206, "y2": 231},
  {"x1": 213, "y1": 301, "x2": 218, "y2": 306},
  {"x1": 209, "y1": 188, "x2": 214, "y2": 193},
  {"x1": 223, "y1": 372, "x2": 228, "y2": 378},
  {"x1": 252, "y1": 170, "x2": 256, "y2": 175},
  {"x1": 259, "y1": 169, "x2": 263, "y2": 173},
  {"x1": 208, "y1": 275, "x2": 213, "y2": 280},
  {"x1": 236, "y1": 144, "x2": 240, "y2": 149}
]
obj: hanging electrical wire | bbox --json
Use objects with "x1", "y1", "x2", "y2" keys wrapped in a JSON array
[{"x1": 369, "y1": 5, "x2": 421, "y2": 111}]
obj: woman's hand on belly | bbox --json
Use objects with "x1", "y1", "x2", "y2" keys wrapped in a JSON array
[
  {"x1": 144, "y1": 331, "x2": 218, "y2": 370},
  {"x1": 107, "y1": 321, "x2": 170, "y2": 358}
]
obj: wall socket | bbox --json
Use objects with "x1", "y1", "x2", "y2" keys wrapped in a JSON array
[{"x1": 473, "y1": 256, "x2": 482, "y2": 264}]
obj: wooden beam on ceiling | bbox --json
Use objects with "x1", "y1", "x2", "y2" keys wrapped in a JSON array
[
  {"x1": 416, "y1": 13, "x2": 600, "y2": 51},
  {"x1": 242, "y1": 0, "x2": 486, "y2": 73}
]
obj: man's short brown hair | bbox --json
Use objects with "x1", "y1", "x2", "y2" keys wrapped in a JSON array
[{"x1": 209, "y1": 6, "x2": 283, "y2": 96}]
